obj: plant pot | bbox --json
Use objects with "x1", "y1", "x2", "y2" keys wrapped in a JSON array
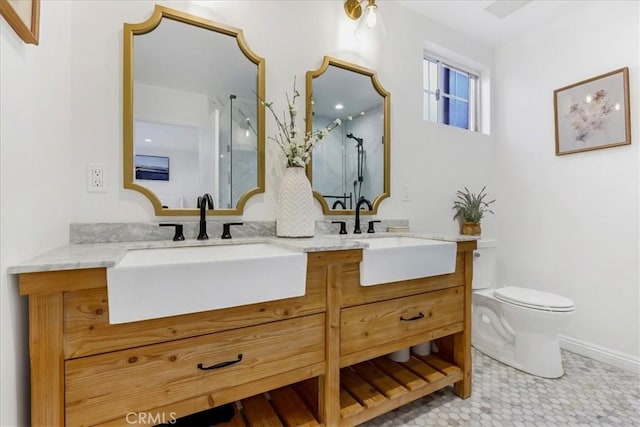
[{"x1": 461, "y1": 222, "x2": 481, "y2": 236}]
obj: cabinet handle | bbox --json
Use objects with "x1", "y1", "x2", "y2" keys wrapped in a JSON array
[
  {"x1": 400, "y1": 312, "x2": 424, "y2": 321},
  {"x1": 197, "y1": 353, "x2": 243, "y2": 370}
]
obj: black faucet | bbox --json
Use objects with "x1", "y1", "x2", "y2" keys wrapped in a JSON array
[
  {"x1": 353, "y1": 198, "x2": 372, "y2": 234},
  {"x1": 197, "y1": 193, "x2": 214, "y2": 240},
  {"x1": 221, "y1": 222, "x2": 243, "y2": 239},
  {"x1": 331, "y1": 220, "x2": 347, "y2": 235},
  {"x1": 367, "y1": 220, "x2": 382, "y2": 234},
  {"x1": 159, "y1": 223, "x2": 185, "y2": 241}
]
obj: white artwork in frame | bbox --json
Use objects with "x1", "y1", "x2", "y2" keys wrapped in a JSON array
[
  {"x1": 0, "y1": 0, "x2": 39, "y2": 45},
  {"x1": 554, "y1": 67, "x2": 631, "y2": 156}
]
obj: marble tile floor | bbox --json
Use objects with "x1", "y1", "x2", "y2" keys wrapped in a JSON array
[{"x1": 363, "y1": 348, "x2": 640, "y2": 427}]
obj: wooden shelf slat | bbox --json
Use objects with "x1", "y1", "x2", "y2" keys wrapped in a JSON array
[
  {"x1": 401, "y1": 356, "x2": 446, "y2": 383},
  {"x1": 241, "y1": 394, "x2": 283, "y2": 427},
  {"x1": 269, "y1": 387, "x2": 320, "y2": 427},
  {"x1": 340, "y1": 367, "x2": 386, "y2": 408},
  {"x1": 339, "y1": 387, "x2": 364, "y2": 418},
  {"x1": 414, "y1": 353, "x2": 462, "y2": 376},
  {"x1": 351, "y1": 362, "x2": 408, "y2": 399},
  {"x1": 371, "y1": 357, "x2": 427, "y2": 391}
]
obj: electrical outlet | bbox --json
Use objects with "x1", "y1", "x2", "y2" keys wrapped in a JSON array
[{"x1": 88, "y1": 163, "x2": 107, "y2": 192}]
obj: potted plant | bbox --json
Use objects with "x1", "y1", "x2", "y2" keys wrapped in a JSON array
[{"x1": 452, "y1": 186, "x2": 495, "y2": 236}]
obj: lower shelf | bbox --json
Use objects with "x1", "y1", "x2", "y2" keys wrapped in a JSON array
[
  {"x1": 339, "y1": 352, "x2": 463, "y2": 426},
  {"x1": 217, "y1": 352, "x2": 461, "y2": 427},
  {"x1": 212, "y1": 386, "x2": 318, "y2": 427}
]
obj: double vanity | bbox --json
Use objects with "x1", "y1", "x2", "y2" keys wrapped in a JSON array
[{"x1": 12, "y1": 233, "x2": 476, "y2": 426}]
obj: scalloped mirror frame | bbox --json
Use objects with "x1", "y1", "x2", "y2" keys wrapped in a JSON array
[
  {"x1": 123, "y1": 5, "x2": 265, "y2": 216},
  {"x1": 305, "y1": 56, "x2": 390, "y2": 216}
]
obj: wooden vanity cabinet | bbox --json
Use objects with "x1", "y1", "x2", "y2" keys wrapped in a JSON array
[
  {"x1": 330, "y1": 242, "x2": 475, "y2": 426},
  {"x1": 19, "y1": 242, "x2": 475, "y2": 426},
  {"x1": 19, "y1": 250, "x2": 353, "y2": 427}
]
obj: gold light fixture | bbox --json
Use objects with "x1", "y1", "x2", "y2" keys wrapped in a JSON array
[
  {"x1": 344, "y1": 0, "x2": 364, "y2": 20},
  {"x1": 344, "y1": 0, "x2": 387, "y2": 40}
]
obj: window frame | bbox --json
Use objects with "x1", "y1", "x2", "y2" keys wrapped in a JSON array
[{"x1": 423, "y1": 54, "x2": 480, "y2": 132}]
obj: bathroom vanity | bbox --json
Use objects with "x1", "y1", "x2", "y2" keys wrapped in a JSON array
[{"x1": 16, "y1": 238, "x2": 475, "y2": 426}]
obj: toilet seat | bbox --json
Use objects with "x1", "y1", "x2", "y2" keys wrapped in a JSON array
[{"x1": 494, "y1": 287, "x2": 575, "y2": 312}]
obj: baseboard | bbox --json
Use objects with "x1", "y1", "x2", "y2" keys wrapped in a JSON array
[{"x1": 559, "y1": 335, "x2": 640, "y2": 374}]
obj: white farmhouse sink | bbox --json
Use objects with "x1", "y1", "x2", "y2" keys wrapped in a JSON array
[
  {"x1": 106, "y1": 243, "x2": 307, "y2": 324},
  {"x1": 349, "y1": 237, "x2": 457, "y2": 286}
]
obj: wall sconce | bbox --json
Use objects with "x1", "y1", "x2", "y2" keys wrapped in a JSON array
[{"x1": 344, "y1": 0, "x2": 387, "y2": 40}]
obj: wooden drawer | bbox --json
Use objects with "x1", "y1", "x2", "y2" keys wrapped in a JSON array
[
  {"x1": 340, "y1": 287, "x2": 463, "y2": 362},
  {"x1": 65, "y1": 313, "x2": 325, "y2": 426}
]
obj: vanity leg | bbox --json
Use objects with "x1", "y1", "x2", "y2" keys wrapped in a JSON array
[
  {"x1": 453, "y1": 249, "x2": 474, "y2": 398},
  {"x1": 319, "y1": 264, "x2": 341, "y2": 426},
  {"x1": 29, "y1": 292, "x2": 65, "y2": 426}
]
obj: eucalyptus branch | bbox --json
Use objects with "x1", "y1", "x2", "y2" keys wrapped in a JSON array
[{"x1": 263, "y1": 78, "x2": 343, "y2": 168}]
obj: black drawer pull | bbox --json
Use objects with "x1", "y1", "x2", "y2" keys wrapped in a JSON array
[
  {"x1": 400, "y1": 312, "x2": 424, "y2": 322},
  {"x1": 197, "y1": 353, "x2": 243, "y2": 370}
]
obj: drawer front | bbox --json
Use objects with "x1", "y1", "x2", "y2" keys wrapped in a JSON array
[
  {"x1": 65, "y1": 313, "x2": 325, "y2": 426},
  {"x1": 341, "y1": 287, "x2": 463, "y2": 357}
]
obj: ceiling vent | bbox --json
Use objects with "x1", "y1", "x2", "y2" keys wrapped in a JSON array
[{"x1": 484, "y1": 0, "x2": 531, "y2": 19}]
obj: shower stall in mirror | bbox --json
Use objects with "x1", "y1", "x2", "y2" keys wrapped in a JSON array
[
  {"x1": 133, "y1": 91, "x2": 257, "y2": 210},
  {"x1": 215, "y1": 95, "x2": 258, "y2": 209},
  {"x1": 311, "y1": 108, "x2": 384, "y2": 210}
]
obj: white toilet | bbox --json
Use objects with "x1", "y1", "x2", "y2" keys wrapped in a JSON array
[{"x1": 472, "y1": 239, "x2": 575, "y2": 378}]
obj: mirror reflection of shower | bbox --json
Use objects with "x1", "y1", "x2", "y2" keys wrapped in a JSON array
[
  {"x1": 214, "y1": 94, "x2": 258, "y2": 208},
  {"x1": 312, "y1": 107, "x2": 383, "y2": 210},
  {"x1": 346, "y1": 132, "x2": 365, "y2": 203}
]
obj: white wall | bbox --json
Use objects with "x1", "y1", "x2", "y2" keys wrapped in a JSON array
[
  {"x1": 494, "y1": 1, "x2": 639, "y2": 362},
  {"x1": 0, "y1": 1, "x2": 494, "y2": 424},
  {"x1": 0, "y1": 2, "x2": 73, "y2": 426}
]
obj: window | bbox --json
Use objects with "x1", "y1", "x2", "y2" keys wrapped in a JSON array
[{"x1": 423, "y1": 56, "x2": 479, "y2": 131}]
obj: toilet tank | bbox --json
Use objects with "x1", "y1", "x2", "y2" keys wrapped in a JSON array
[{"x1": 472, "y1": 238, "x2": 497, "y2": 290}]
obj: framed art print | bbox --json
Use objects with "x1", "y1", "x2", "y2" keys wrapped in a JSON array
[
  {"x1": 554, "y1": 67, "x2": 630, "y2": 156},
  {"x1": 0, "y1": 0, "x2": 39, "y2": 45},
  {"x1": 135, "y1": 155, "x2": 170, "y2": 181}
]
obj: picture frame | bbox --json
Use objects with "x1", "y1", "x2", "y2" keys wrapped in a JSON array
[
  {"x1": 0, "y1": 0, "x2": 39, "y2": 45},
  {"x1": 554, "y1": 67, "x2": 630, "y2": 156},
  {"x1": 135, "y1": 155, "x2": 170, "y2": 181}
]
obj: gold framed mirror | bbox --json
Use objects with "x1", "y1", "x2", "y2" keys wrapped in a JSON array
[
  {"x1": 306, "y1": 56, "x2": 390, "y2": 215},
  {"x1": 123, "y1": 5, "x2": 265, "y2": 216}
]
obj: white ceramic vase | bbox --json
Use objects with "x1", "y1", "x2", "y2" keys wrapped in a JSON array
[{"x1": 276, "y1": 166, "x2": 314, "y2": 238}]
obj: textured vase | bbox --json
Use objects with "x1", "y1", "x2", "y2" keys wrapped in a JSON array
[{"x1": 276, "y1": 167, "x2": 314, "y2": 238}]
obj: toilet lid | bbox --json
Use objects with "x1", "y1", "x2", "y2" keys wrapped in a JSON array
[{"x1": 494, "y1": 287, "x2": 575, "y2": 312}]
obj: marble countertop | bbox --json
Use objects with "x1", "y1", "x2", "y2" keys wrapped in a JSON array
[{"x1": 8, "y1": 232, "x2": 478, "y2": 274}]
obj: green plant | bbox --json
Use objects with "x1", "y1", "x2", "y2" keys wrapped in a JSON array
[{"x1": 452, "y1": 186, "x2": 495, "y2": 223}]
